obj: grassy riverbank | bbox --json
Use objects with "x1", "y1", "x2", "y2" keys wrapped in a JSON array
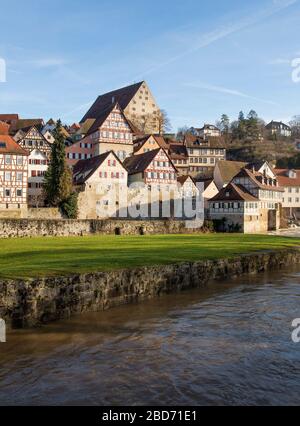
[{"x1": 0, "y1": 234, "x2": 299, "y2": 280}]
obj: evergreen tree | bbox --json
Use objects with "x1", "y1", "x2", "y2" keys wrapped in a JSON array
[
  {"x1": 220, "y1": 114, "x2": 230, "y2": 133},
  {"x1": 43, "y1": 120, "x2": 77, "y2": 217},
  {"x1": 237, "y1": 111, "x2": 246, "y2": 140},
  {"x1": 246, "y1": 110, "x2": 260, "y2": 140}
]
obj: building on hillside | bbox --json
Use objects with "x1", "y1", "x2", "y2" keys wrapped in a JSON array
[
  {"x1": 66, "y1": 103, "x2": 134, "y2": 166},
  {"x1": 124, "y1": 148, "x2": 177, "y2": 188},
  {"x1": 80, "y1": 81, "x2": 160, "y2": 134},
  {"x1": 15, "y1": 126, "x2": 52, "y2": 206},
  {"x1": 190, "y1": 124, "x2": 221, "y2": 139},
  {"x1": 73, "y1": 151, "x2": 128, "y2": 219},
  {"x1": 214, "y1": 160, "x2": 247, "y2": 189},
  {"x1": 209, "y1": 165, "x2": 283, "y2": 233},
  {"x1": 0, "y1": 134, "x2": 28, "y2": 217},
  {"x1": 265, "y1": 121, "x2": 292, "y2": 138},
  {"x1": 184, "y1": 134, "x2": 226, "y2": 179},
  {"x1": 274, "y1": 169, "x2": 300, "y2": 219},
  {"x1": 168, "y1": 142, "x2": 189, "y2": 176}
]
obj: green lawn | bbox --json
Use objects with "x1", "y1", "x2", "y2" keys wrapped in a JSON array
[{"x1": 0, "y1": 234, "x2": 299, "y2": 280}]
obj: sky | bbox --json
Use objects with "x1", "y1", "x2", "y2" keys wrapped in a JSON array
[{"x1": 0, "y1": 0, "x2": 299, "y2": 131}]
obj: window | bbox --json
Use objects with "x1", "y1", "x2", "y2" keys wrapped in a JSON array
[
  {"x1": 17, "y1": 172, "x2": 23, "y2": 181},
  {"x1": 5, "y1": 189, "x2": 10, "y2": 197},
  {"x1": 17, "y1": 156, "x2": 23, "y2": 165},
  {"x1": 17, "y1": 189, "x2": 22, "y2": 197},
  {"x1": 5, "y1": 155, "x2": 11, "y2": 165},
  {"x1": 5, "y1": 172, "x2": 11, "y2": 181}
]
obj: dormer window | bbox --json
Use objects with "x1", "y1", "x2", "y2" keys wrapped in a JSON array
[
  {"x1": 226, "y1": 192, "x2": 230, "y2": 197},
  {"x1": 288, "y1": 170, "x2": 297, "y2": 179}
]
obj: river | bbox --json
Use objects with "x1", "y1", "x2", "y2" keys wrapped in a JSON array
[{"x1": 1, "y1": 266, "x2": 300, "y2": 406}]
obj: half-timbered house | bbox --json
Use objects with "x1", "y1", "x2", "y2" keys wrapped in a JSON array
[
  {"x1": 15, "y1": 126, "x2": 52, "y2": 206},
  {"x1": 66, "y1": 103, "x2": 134, "y2": 166},
  {"x1": 0, "y1": 134, "x2": 28, "y2": 217}
]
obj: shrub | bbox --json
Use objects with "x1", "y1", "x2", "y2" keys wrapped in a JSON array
[{"x1": 60, "y1": 192, "x2": 78, "y2": 219}]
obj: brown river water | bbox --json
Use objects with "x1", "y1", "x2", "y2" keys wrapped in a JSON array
[{"x1": 0, "y1": 266, "x2": 300, "y2": 406}]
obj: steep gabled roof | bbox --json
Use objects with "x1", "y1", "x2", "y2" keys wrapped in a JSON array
[
  {"x1": 0, "y1": 135, "x2": 29, "y2": 155},
  {"x1": 234, "y1": 168, "x2": 284, "y2": 192},
  {"x1": 73, "y1": 151, "x2": 124, "y2": 184},
  {"x1": 76, "y1": 118, "x2": 96, "y2": 136},
  {"x1": 265, "y1": 121, "x2": 291, "y2": 130},
  {"x1": 210, "y1": 182, "x2": 259, "y2": 202},
  {"x1": 177, "y1": 175, "x2": 196, "y2": 186},
  {"x1": 124, "y1": 148, "x2": 161, "y2": 175},
  {"x1": 80, "y1": 81, "x2": 145, "y2": 123},
  {"x1": 274, "y1": 169, "x2": 300, "y2": 187},
  {"x1": 85, "y1": 102, "x2": 133, "y2": 137},
  {"x1": 10, "y1": 118, "x2": 44, "y2": 133},
  {"x1": 215, "y1": 160, "x2": 246, "y2": 184}
]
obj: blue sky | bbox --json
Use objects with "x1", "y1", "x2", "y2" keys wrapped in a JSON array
[{"x1": 0, "y1": 0, "x2": 299, "y2": 131}]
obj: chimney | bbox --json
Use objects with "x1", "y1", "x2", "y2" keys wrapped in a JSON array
[{"x1": 112, "y1": 96, "x2": 115, "y2": 104}]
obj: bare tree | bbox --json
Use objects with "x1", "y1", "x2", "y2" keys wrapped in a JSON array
[{"x1": 156, "y1": 109, "x2": 172, "y2": 135}]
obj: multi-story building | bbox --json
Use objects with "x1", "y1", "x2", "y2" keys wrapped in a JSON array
[
  {"x1": 0, "y1": 134, "x2": 28, "y2": 216},
  {"x1": 265, "y1": 121, "x2": 292, "y2": 138},
  {"x1": 184, "y1": 134, "x2": 226, "y2": 178},
  {"x1": 73, "y1": 151, "x2": 128, "y2": 219},
  {"x1": 67, "y1": 103, "x2": 134, "y2": 166},
  {"x1": 190, "y1": 124, "x2": 221, "y2": 139},
  {"x1": 80, "y1": 81, "x2": 160, "y2": 134},
  {"x1": 124, "y1": 148, "x2": 177, "y2": 188},
  {"x1": 274, "y1": 168, "x2": 300, "y2": 218},
  {"x1": 15, "y1": 126, "x2": 52, "y2": 206},
  {"x1": 168, "y1": 142, "x2": 189, "y2": 176},
  {"x1": 209, "y1": 163, "x2": 283, "y2": 233}
]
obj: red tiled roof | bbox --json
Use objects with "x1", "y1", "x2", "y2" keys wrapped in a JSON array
[
  {"x1": 0, "y1": 114, "x2": 19, "y2": 122},
  {"x1": 274, "y1": 169, "x2": 300, "y2": 187},
  {"x1": 0, "y1": 121, "x2": 10, "y2": 135},
  {"x1": 0, "y1": 135, "x2": 29, "y2": 155}
]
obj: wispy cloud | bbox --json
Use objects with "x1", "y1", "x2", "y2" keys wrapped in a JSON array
[
  {"x1": 60, "y1": 101, "x2": 93, "y2": 121},
  {"x1": 185, "y1": 82, "x2": 279, "y2": 106},
  {"x1": 133, "y1": 0, "x2": 298, "y2": 79}
]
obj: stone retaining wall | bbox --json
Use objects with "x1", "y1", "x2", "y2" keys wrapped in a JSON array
[
  {"x1": 0, "y1": 219, "x2": 205, "y2": 238},
  {"x1": 1, "y1": 249, "x2": 299, "y2": 329}
]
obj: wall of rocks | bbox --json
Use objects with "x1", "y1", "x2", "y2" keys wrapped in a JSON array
[
  {"x1": 1, "y1": 249, "x2": 299, "y2": 329},
  {"x1": 0, "y1": 218, "x2": 206, "y2": 238}
]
